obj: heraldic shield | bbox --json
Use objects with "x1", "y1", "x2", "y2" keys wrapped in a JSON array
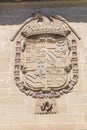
[{"x1": 12, "y1": 13, "x2": 80, "y2": 114}]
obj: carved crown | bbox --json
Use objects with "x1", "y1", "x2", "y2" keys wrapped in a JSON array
[{"x1": 21, "y1": 14, "x2": 71, "y2": 38}]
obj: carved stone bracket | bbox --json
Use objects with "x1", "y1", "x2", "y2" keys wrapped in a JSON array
[{"x1": 35, "y1": 98, "x2": 58, "y2": 114}]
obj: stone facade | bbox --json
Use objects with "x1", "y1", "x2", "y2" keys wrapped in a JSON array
[{"x1": 0, "y1": 3, "x2": 87, "y2": 130}]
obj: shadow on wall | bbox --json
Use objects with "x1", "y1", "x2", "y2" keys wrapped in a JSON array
[{"x1": 0, "y1": 6, "x2": 87, "y2": 25}]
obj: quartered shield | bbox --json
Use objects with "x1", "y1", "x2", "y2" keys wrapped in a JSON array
[{"x1": 12, "y1": 13, "x2": 80, "y2": 114}]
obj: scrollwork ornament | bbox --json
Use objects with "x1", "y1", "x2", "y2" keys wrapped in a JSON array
[{"x1": 13, "y1": 13, "x2": 80, "y2": 114}]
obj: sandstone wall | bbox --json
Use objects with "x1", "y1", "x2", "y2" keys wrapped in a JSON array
[{"x1": 0, "y1": 5, "x2": 87, "y2": 130}]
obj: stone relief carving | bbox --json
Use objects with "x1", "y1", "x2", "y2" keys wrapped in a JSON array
[{"x1": 12, "y1": 13, "x2": 80, "y2": 114}]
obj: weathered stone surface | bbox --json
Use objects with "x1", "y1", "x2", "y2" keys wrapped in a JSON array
[{"x1": 0, "y1": 4, "x2": 87, "y2": 130}]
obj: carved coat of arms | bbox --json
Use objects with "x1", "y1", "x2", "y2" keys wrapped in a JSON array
[{"x1": 12, "y1": 13, "x2": 80, "y2": 114}]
